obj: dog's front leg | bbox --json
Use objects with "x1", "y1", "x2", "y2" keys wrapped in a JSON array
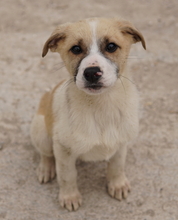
[
  {"x1": 107, "y1": 144, "x2": 131, "y2": 201},
  {"x1": 53, "y1": 142, "x2": 82, "y2": 211}
]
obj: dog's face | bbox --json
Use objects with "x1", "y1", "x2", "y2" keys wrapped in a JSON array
[{"x1": 42, "y1": 18, "x2": 146, "y2": 95}]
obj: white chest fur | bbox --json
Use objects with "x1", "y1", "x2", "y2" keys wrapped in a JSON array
[{"x1": 53, "y1": 80, "x2": 139, "y2": 161}]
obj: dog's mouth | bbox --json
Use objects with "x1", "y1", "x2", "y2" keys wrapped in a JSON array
[{"x1": 85, "y1": 83, "x2": 103, "y2": 91}]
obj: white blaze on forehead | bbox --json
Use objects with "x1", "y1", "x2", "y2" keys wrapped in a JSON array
[
  {"x1": 88, "y1": 20, "x2": 99, "y2": 54},
  {"x1": 75, "y1": 19, "x2": 118, "y2": 94}
]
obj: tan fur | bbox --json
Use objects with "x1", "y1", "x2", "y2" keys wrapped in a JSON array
[
  {"x1": 37, "y1": 80, "x2": 65, "y2": 136},
  {"x1": 31, "y1": 17, "x2": 146, "y2": 212},
  {"x1": 42, "y1": 18, "x2": 145, "y2": 77}
]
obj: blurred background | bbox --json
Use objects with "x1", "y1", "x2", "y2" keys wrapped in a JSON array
[{"x1": 0, "y1": 0, "x2": 178, "y2": 219}]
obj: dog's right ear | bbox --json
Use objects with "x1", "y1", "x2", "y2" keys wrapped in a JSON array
[{"x1": 42, "y1": 23, "x2": 70, "y2": 57}]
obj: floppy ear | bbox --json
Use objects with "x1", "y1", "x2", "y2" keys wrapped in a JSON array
[
  {"x1": 42, "y1": 23, "x2": 70, "y2": 57},
  {"x1": 42, "y1": 33, "x2": 65, "y2": 57},
  {"x1": 120, "y1": 24, "x2": 146, "y2": 50}
]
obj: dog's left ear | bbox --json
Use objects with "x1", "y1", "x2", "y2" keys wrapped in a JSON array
[{"x1": 120, "y1": 24, "x2": 146, "y2": 50}]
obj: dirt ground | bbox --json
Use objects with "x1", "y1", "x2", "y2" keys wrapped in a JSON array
[{"x1": 0, "y1": 0, "x2": 178, "y2": 219}]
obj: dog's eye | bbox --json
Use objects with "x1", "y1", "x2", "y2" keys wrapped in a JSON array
[
  {"x1": 71, "y1": 45, "x2": 83, "y2": 55},
  {"x1": 105, "y1": 43, "x2": 118, "y2": 53}
]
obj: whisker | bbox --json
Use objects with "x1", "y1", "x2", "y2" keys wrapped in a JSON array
[
  {"x1": 121, "y1": 55, "x2": 145, "y2": 60},
  {"x1": 120, "y1": 75, "x2": 135, "y2": 85},
  {"x1": 51, "y1": 65, "x2": 65, "y2": 73},
  {"x1": 127, "y1": 55, "x2": 140, "y2": 58},
  {"x1": 121, "y1": 58, "x2": 144, "y2": 61},
  {"x1": 127, "y1": 58, "x2": 144, "y2": 59},
  {"x1": 63, "y1": 78, "x2": 74, "y2": 89},
  {"x1": 52, "y1": 56, "x2": 79, "y2": 74},
  {"x1": 53, "y1": 61, "x2": 64, "y2": 67},
  {"x1": 119, "y1": 77, "x2": 126, "y2": 95}
]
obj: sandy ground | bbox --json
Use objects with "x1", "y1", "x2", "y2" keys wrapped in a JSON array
[{"x1": 0, "y1": 0, "x2": 178, "y2": 219}]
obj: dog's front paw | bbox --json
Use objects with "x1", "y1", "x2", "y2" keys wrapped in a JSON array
[
  {"x1": 59, "y1": 190, "x2": 82, "y2": 211},
  {"x1": 107, "y1": 175, "x2": 131, "y2": 201}
]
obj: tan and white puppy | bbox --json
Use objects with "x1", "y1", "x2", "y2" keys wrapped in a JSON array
[{"x1": 30, "y1": 17, "x2": 146, "y2": 211}]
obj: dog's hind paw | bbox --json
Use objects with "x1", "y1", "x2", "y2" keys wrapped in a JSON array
[{"x1": 37, "y1": 156, "x2": 56, "y2": 183}]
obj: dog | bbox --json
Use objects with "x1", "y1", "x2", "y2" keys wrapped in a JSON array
[{"x1": 30, "y1": 17, "x2": 146, "y2": 211}]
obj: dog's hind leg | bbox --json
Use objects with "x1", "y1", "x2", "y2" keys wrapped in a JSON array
[{"x1": 30, "y1": 114, "x2": 56, "y2": 183}]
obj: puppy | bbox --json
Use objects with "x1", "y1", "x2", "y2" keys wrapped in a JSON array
[{"x1": 30, "y1": 17, "x2": 146, "y2": 211}]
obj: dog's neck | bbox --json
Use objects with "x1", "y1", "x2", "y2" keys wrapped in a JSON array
[{"x1": 67, "y1": 78, "x2": 127, "y2": 106}]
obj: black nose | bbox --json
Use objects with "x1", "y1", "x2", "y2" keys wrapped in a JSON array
[{"x1": 84, "y1": 67, "x2": 102, "y2": 83}]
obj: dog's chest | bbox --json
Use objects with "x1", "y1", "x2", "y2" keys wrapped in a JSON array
[{"x1": 56, "y1": 95, "x2": 124, "y2": 159}]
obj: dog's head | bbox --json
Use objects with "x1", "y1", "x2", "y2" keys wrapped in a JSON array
[{"x1": 42, "y1": 18, "x2": 146, "y2": 95}]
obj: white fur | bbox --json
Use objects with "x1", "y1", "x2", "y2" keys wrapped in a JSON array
[
  {"x1": 31, "y1": 74, "x2": 138, "y2": 211},
  {"x1": 89, "y1": 20, "x2": 98, "y2": 54},
  {"x1": 30, "y1": 18, "x2": 143, "y2": 211},
  {"x1": 76, "y1": 20, "x2": 118, "y2": 95},
  {"x1": 53, "y1": 79, "x2": 138, "y2": 161}
]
